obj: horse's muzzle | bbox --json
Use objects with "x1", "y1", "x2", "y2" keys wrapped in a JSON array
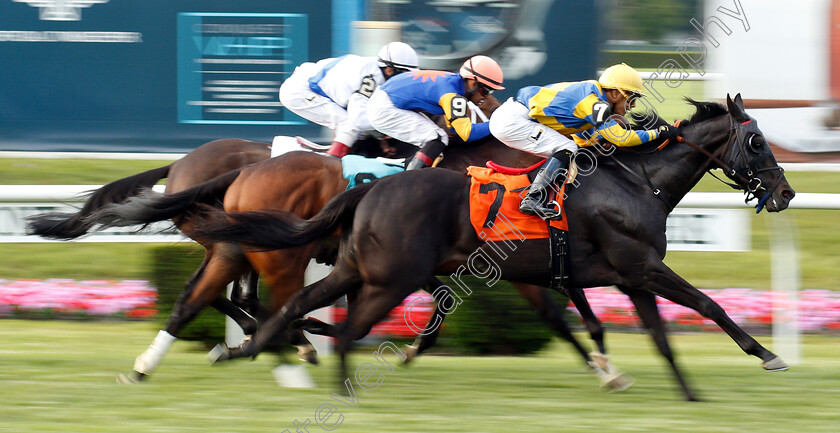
[{"x1": 764, "y1": 186, "x2": 795, "y2": 212}]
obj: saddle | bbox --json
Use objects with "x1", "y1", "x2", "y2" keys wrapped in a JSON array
[
  {"x1": 466, "y1": 165, "x2": 571, "y2": 289},
  {"x1": 341, "y1": 155, "x2": 405, "y2": 189}
]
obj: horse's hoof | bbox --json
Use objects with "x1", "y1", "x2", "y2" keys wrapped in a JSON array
[
  {"x1": 763, "y1": 356, "x2": 789, "y2": 372},
  {"x1": 604, "y1": 373, "x2": 635, "y2": 392},
  {"x1": 116, "y1": 373, "x2": 136, "y2": 384},
  {"x1": 272, "y1": 365, "x2": 316, "y2": 389},
  {"x1": 116, "y1": 371, "x2": 145, "y2": 384},
  {"x1": 296, "y1": 345, "x2": 319, "y2": 366},
  {"x1": 402, "y1": 345, "x2": 419, "y2": 366},
  {"x1": 206, "y1": 343, "x2": 231, "y2": 365}
]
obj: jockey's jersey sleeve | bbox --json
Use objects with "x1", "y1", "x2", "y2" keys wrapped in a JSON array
[
  {"x1": 516, "y1": 80, "x2": 659, "y2": 147},
  {"x1": 306, "y1": 55, "x2": 384, "y2": 109},
  {"x1": 573, "y1": 119, "x2": 658, "y2": 148},
  {"x1": 379, "y1": 70, "x2": 490, "y2": 142}
]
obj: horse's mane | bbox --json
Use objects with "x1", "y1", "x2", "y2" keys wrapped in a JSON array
[
  {"x1": 621, "y1": 98, "x2": 729, "y2": 153},
  {"x1": 683, "y1": 98, "x2": 728, "y2": 125}
]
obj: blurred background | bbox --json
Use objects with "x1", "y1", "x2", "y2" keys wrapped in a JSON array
[{"x1": 0, "y1": 1, "x2": 839, "y2": 432}]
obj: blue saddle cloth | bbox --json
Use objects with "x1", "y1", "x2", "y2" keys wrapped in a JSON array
[{"x1": 341, "y1": 155, "x2": 405, "y2": 189}]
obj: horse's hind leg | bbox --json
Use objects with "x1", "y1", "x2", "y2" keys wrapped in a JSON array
[
  {"x1": 567, "y1": 287, "x2": 632, "y2": 390},
  {"x1": 516, "y1": 284, "x2": 632, "y2": 391},
  {"x1": 404, "y1": 277, "x2": 449, "y2": 364},
  {"x1": 514, "y1": 283, "x2": 592, "y2": 365},
  {"x1": 230, "y1": 269, "x2": 260, "y2": 316},
  {"x1": 567, "y1": 287, "x2": 605, "y2": 354},
  {"x1": 257, "y1": 252, "x2": 320, "y2": 364},
  {"x1": 334, "y1": 283, "x2": 411, "y2": 393},
  {"x1": 210, "y1": 262, "x2": 362, "y2": 363},
  {"x1": 618, "y1": 286, "x2": 696, "y2": 401},
  {"x1": 121, "y1": 245, "x2": 251, "y2": 383}
]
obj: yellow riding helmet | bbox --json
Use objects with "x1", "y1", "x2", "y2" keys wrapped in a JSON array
[{"x1": 598, "y1": 63, "x2": 645, "y2": 97}]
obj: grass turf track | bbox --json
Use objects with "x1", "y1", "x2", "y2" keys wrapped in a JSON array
[{"x1": 0, "y1": 320, "x2": 838, "y2": 432}]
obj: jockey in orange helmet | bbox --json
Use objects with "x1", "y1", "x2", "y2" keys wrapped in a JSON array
[{"x1": 367, "y1": 55, "x2": 505, "y2": 170}]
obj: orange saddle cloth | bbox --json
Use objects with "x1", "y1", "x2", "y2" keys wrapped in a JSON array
[{"x1": 466, "y1": 166, "x2": 568, "y2": 242}]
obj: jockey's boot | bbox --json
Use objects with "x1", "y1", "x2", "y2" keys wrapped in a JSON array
[
  {"x1": 406, "y1": 138, "x2": 446, "y2": 170},
  {"x1": 326, "y1": 141, "x2": 351, "y2": 158},
  {"x1": 519, "y1": 150, "x2": 572, "y2": 219}
]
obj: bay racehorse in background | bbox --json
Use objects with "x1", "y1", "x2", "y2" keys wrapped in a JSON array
[
  {"x1": 76, "y1": 95, "x2": 635, "y2": 389},
  {"x1": 193, "y1": 95, "x2": 796, "y2": 401},
  {"x1": 26, "y1": 138, "x2": 274, "y2": 333},
  {"x1": 24, "y1": 134, "x2": 419, "y2": 382}
]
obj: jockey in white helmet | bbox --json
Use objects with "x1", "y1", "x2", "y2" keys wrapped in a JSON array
[{"x1": 278, "y1": 41, "x2": 419, "y2": 157}]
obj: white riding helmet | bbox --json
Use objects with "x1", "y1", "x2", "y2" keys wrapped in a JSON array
[{"x1": 377, "y1": 42, "x2": 419, "y2": 71}]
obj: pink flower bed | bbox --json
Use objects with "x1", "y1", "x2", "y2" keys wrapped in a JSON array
[
  {"x1": 2, "y1": 279, "x2": 839, "y2": 333},
  {"x1": 0, "y1": 279, "x2": 157, "y2": 318},
  {"x1": 568, "y1": 287, "x2": 840, "y2": 332},
  {"x1": 333, "y1": 292, "x2": 435, "y2": 338}
]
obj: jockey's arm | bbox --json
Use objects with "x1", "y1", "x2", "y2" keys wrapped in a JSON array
[
  {"x1": 577, "y1": 118, "x2": 659, "y2": 148},
  {"x1": 346, "y1": 74, "x2": 377, "y2": 132},
  {"x1": 439, "y1": 93, "x2": 490, "y2": 142},
  {"x1": 347, "y1": 92, "x2": 373, "y2": 132}
]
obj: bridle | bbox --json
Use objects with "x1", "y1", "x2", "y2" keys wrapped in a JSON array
[
  {"x1": 676, "y1": 116, "x2": 785, "y2": 213},
  {"x1": 609, "y1": 114, "x2": 785, "y2": 213}
]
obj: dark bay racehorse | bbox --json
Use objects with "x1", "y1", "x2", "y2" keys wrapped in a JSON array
[
  {"x1": 194, "y1": 95, "x2": 796, "y2": 400},
  {"x1": 78, "y1": 98, "x2": 632, "y2": 388}
]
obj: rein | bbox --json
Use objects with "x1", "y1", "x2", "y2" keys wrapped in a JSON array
[{"x1": 607, "y1": 116, "x2": 785, "y2": 213}]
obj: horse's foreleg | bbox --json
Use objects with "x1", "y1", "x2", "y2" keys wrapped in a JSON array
[
  {"x1": 642, "y1": 262, "x2": 787, "y2": 370},
  {"x1": 618, "y1": 286, "x2": 693, "y2": 400}
]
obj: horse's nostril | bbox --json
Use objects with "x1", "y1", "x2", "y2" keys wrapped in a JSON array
[{"x1": 782, "y1": 189, "x2": 795, "y2": 200}]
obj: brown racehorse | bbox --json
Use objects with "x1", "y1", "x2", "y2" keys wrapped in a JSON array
[
  {"x1": 192, "y1": 95, "x2": 797, "y2": 401},
  {"x1": 25, "y1": 135, "x2": 418, "y2": 382},
  {"x1": 79, "y1": 97, "x2": 631, "y2": 388},
  {"x1": 26, "y1": 138, "x2": 272, "y2": 332}
]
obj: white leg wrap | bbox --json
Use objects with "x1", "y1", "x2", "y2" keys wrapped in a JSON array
[
  {"x1": 133, "y1": 330, "x2": 176, "y2": 375},
  {"x1": 588, "y1": 351, "x2": 635, "y2": 392}
]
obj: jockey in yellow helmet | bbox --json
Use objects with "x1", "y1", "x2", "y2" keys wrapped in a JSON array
[{"x1": 489, "y1": 63, "x2": 681, "y2": 219}]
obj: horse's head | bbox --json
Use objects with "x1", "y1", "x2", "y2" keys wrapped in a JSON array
[
  {"x1": 720, "y1": 94, "x2": 795, "y2": 212},
  {"x1": 472, "y1": 93, "x2": 501, "y2": 116}
]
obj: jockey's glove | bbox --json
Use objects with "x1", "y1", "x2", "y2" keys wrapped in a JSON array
[{"x1": 657, "y1": 124, "x2": 684, "y2": 141}]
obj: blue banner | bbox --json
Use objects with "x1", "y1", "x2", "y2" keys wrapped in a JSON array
[{"x1": 0, "y1": 1, "x2": 331, "y2": 152}]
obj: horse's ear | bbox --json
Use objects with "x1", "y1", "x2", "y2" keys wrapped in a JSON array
[
  {"x1": 734, "y1": 93, "x2": 745, "y2": 109},
  {"x1": 726, "y1": 93, "x2": 748, "y2": 121}
]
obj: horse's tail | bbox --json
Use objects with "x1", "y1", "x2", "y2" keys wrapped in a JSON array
[
  {"x1": 83, "y1": 168, "x2": 242, "y2": 230},
  {"x1": 196, "y1": 181, "x2": 376, "y2": 250},
  {"x1": 25, "y1": 164, "x2": 173, "y2": 240}
]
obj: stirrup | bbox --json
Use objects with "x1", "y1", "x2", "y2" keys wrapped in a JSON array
[{"x1": 520, "y1": 197, "x2": 562, "y2": 220}]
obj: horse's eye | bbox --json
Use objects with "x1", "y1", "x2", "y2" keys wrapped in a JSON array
[{"x1": 747, "y1": 134, "x2": 764, "y2": 153}]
